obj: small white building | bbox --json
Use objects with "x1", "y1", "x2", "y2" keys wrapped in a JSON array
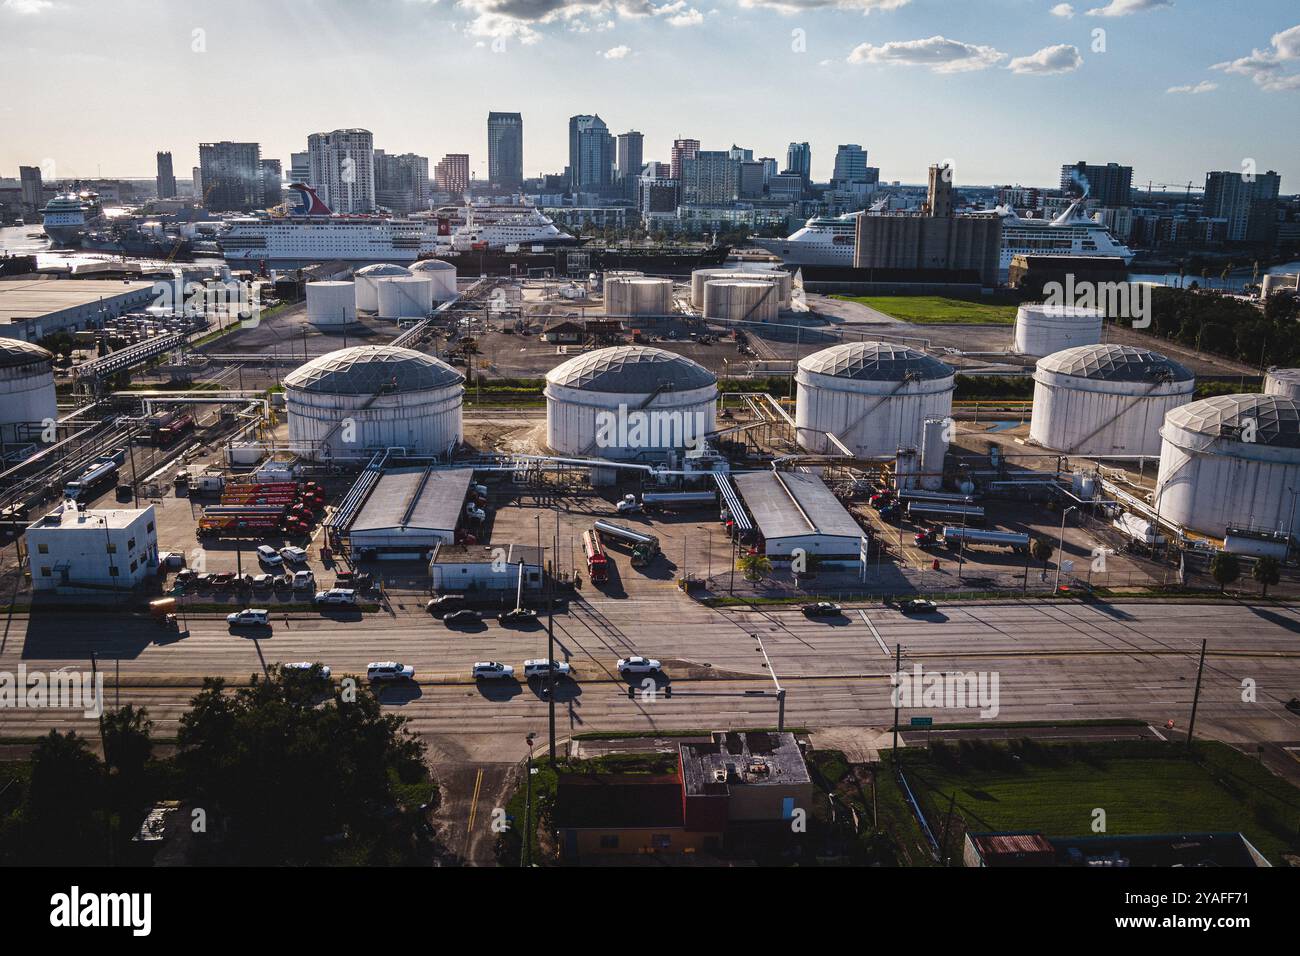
[
  {"x1": 429, "y1": 543, "x2": 543, "y2": 594},
  {"x1": 27, "y1": 504, "x2": 159, "y2": 591}
]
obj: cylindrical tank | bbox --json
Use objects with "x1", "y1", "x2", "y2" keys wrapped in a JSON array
[
  {"x1": 376, "y1": 276, "x2": 434, "y2": 319},
  {"x1": 283, "y1": 345, "x2": 464, "y2": 459},
  {"x1": 305, "y1": 281, "x2": 357, "y2": 327},
  {"x1": 408, "y1": 259, "x2": 458, "y2": 302},
  {"x1": 353, "y1": 263, "x2": 412, "y2": 312},
  {"x1": 1154, "y1": 394, "x2": 1300, "y2": 538},
  {"x1": 795, "y1": 342, "x2": 955, "y2": 459},
  {"x1": 919, "y1": 418, "x2": 950, "y2": 491},
  {"x1": 605, "y1": 276, "x2": 673, "y2": 317},
  {"x1": 1264, "y1": 367, "x2": 1300, "y2": 401},
  {"x1": 703, "y1": 280, "x2": 779, "y2": 323},
  {"x1": 0, "y1": 338, "x2": 58, "y2": 442},
  {"x1": 1261, "y1": 274, "x2": 1298, "y2": 298},
  {"x1": 545, "y1": 346, "x2": 718, "y2": 461},
  {"x1": 691, "y1": 267, "x2": 791, "y2": 310},
  {"x1": 1030, "y1": 344, "x2": 1195, "y2": 457},
  {"x1": 1013, "y1": 304, "x2": 1104, "y2": 356}
]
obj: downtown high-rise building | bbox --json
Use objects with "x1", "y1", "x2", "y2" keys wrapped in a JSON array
[
  {"x1": 435, "y1": 153, "x2": 470, "y2": 195},
  {"x1": 616, "y1": 131, "x2": 643, "y2": 200},
  {"x1": 832, "y1": 145, "x2": 868, "y2": 187},
  {"x1": 374, "y1": 150, "x2": 430, "y2": 215},
  {"x1": 568, "y1": 114, "x2": 614, "y2": 195},
  {"x1": 487, "y1": 112, "x2": 524, "y2": 191},
  {"x1": 259, "y1": 158, "x2": 282, "y2": 208},
  {"x1": 307, "y1": 128, "x2": 375, "y2": 213},
  {"x1": 155, "y1": 151, "x2": 177, "y2": 199},
  {"x1": 1204, "y1": 169, "x2": 1282, "y2": 243},
  {"x1": 19, "y1": 166, "x2": 42, "y2": 219},
  {"x1": 289, "y1": 151, "x2": 310, "y2": 185},
  {"x1": 682, "y1": 150, "x2": 740, "y2": 205},
  {"x1": 198, "y1": 141, "x2": 262, "y2": 211},
  {"x1": 785, "y1": 142, "x2": 812, "y2": 185},
  {"x1": 670, "y1": 138, "x2": 700, "y2": 181},
  {"x1": 1060, "y1": 161, "x2": 1133, "y2": 207}
]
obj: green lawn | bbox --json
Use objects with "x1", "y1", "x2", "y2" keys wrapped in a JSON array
[
  {"x1": 833, "y1": 294, "x2": 1019, "y2": 325},
  {"x1": 902, "y1": 740, "x2": 1300, "y2": 864}
]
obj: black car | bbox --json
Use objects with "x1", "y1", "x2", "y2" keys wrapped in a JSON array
[
  {"x1": 443, "y1": 609, "x2": 482, "y2": 626},
  {"x1": 498, "y1": 607, "x2": 539, "y2": 625},
  {"x1": 802, "y1": 602, "x2": 843, "y2": 617}
]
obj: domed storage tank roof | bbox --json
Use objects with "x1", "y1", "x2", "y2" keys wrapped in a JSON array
[
  {"x1": 284, "y1": 345, "x2": 462, "y2": 395},
  {"x1": 799, "y1": 342, "x2": 953, "y2": 382},
  {"x1": 546, "y1": 346, "x2": 716, "y2": 393},
  {"x1": 1165, "y1": 394, "x2": 1300, "y2": 448},
  {"x1": 409, "y1": 259, "x2": 456, "y2": 272},
  {"x1": 0, "y1": 338, "x2": 54, "y2": 368},
  {"x1": 355, "y1": 263, "x2": 412, "y2": 277},
  {"x1": 1037, "y1": 344, "x2": 1192, "y2": 383}
]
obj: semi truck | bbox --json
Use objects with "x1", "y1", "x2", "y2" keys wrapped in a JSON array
[
  {"x1": 938, "y1": 526, "x2": 1030, "y2": 554},
  {"x1": 906, "y1": 501, "x2": 986, "y2": 524},
  {"x1": 63, "y1": 450, "x2": 127, "y2": 501},
  {"x1": 640, "y1": 490, "x2": 718, "y2": 511},
  {"x1": 593, "y1": 519, "x2": 660, "y2": 568},
  {"x1": 582, "y1": 528, "x2": 609, "y2": 584}
]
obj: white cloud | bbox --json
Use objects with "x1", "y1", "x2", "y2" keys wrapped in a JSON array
[
  {"x1": 601, "y1": 43, "x2": 631, "y2": 58},
  {"x1": 1166, "y1": 80, "x2": 1217, "y2": 94},
  {"x1": 1008, "y1": 43, "x2": 1082, "y2": 74},
  {"x1": 1211, "y1": 24, "x2": 1300, "y2": 93},
  {"x1": 1050, "y1": 3, "x2": 1074, "y2": 17},
  {"x1": 3, "y1": 0, "x2": 54, "y2": 13},
  {"x1": 1086, "y1": 0, "x2": 1172, "y2": 17},
  {"x1": 739, "y1": 0, "x2": 910, "y2": 13},
  {"x1": 848, "y1": 34, "x2": 1007, "y2": 73}
]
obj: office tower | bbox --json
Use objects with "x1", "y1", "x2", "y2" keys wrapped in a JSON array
[
  {"x1": 487, "y1": 112, "x2": 524, "y2": 191},
  {"x1": 155, "y1": 151, "x2": 177, "y2": 199},
  {"x1": 191, "y1": 166, "x2": 202, "y2": 198},
  {"x1": 1060, "y1": 161, "x2": 1133, "y2": 207},
  {"x1": 671, "y1": 138, "x2": 700, "y2": 181},
  {"x1": 786, "y1": 142, "x2": 812, "y2": 185},
  {"x1": 759, "y1": 157, "x2": 778, "y2": 182},
  {"x1": 1204, "y1": 169, "x2": 1282, "y2": 243},
  {"x1": 435, "y1": 153, "x2": 470, "y2": 195},
  {"x1": 739, "y1": 161, "x2": 766, "y2": 199},
  {"x1": 832, "y1": 145, "x2": 869, "y2": 187},
  {"x1": 682, "y1": 150, "x2": 740, "y2": 205},
  {"x1": 19, "y1": 166, "x2": 42, "y2": 218},
  {"x1": 728, "y1": 145, "x2": 754, "y2": 163},
  {"x1": 289, "y1": 151, "x2": 310, "y2": 184},
  {"x1": 374, "y1": 150, "x2": 430, "y2": 214},
  {"x1": 927, "y1": 163, "x2": 954, "y2": 218},
  {"x1": 569, "y1": 114, "x2": 614, "y2": 194},
  {"x1": 198, "y1": 141, "x2": 262, "y2": 211},
  {"x1": 307, "y1": 128, "x2": 375, "y2": 213},
  {"x1": 617, "y1": 131, "x2": 644, "y2": 200},
  {"x1": 259, "y1": 158, "x2": 282, "y2": 207}
]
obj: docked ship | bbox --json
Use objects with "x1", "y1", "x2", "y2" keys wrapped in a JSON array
[
  {"x1": 997, "y1": 199, "x2": 1134, "y2": 273},
  {"x1": 430, "y1": 241, "x2": 730, "y2": 277},
  {"x1": 749, "y1": 212, "x2": 861, "y2": 267},
  {"x1": 82, "y1": 220, "x2": 194, "y2": 260},
  {"x1": 41, "y1": 191, "x2": 105, "y2": 246}
]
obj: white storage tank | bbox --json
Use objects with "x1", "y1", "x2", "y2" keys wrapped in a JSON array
[
  {"x1": 1030, "y1": 344, "x2": 1195, "y2": 457},
  {"x1": 605, "y1": 276, "x2": 673, "y2": 317},
  {"x1": 376, "y1": 275, "x2": 434, "y2": 320},
  {"x1": 545, "y1": 345, "x2": 718, "y2": 461},
  {"x1": 691, "y1": 267, "x2": 791, "y2": 310},
  {"x1": 353, "y1": 263, "x2": 412, "y2": 312},
  {"x1": 919, "y1": 418, "x2": 949, "y2": 491},
  {"x1": 1013, "y1": 304, "x2": 1104, "y2": 356},
  {"x1": 795, "y1": 341, "x2": 955, "y2": 459},
  {"x1": 1154, "y1": 394, "x2": 1300, "y2": 539},
  {"x1": 1264, "y1": 367, "x2": 1300, "y2": 401},
  {"x1": 305, "y1": 281, "x2": 358, "y2": 327},
  {"x1": 703, "y1": 280, "x2": 779, "y2": 324},
  {"x1": 283, "y1": 345, "x2": 464, "y2": 460},
  {"x1": 0, "y1": 338, "x2": 58, "y2": 442},
  {"x1": 408, "y1": 259, "x2": 458, "y2": 303}
]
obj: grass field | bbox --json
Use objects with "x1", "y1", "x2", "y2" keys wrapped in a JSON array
[
  {"x1": 901, "y1": 740, "x2": 1300, "y2": 864},
  {"x1": 832, "y1": 294, "x2": 1019, "y2": 325}
]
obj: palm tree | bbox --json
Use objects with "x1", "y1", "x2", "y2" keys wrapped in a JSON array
[
  {"x1": 1030, "y1": 538, "x2": 1054, "y2": 581},
  {"x1": 738, "y1": 552, "x2": 773, "y2": 583},
  {"x1": 1252, "y1": 555, "x2": 1281, "y2": 598}
]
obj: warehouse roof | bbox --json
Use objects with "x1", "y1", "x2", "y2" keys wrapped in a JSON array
[
  {"x1": 799, "y1": 341, "x2": 953, "y2": 382},
  {"x1": 284, "y1": 345, "x2": 462, "y2": 395},
  {"x1": 1165, "y1": 394, "x2": 1300, "y2": 448},
  {"x1": 0, "y1": 278, "x2": 155, "y2": 328},
  {"x1": 430, "y1": 543, "x2": 543, "y2": 567},
  {"x1": 349, "y1": 467, "x2": 473, "y2": 535},
  {"x1": 1037, "y1": 344, "x2": 1193, "y2": 383},
  {"x1": 546, "y1": 345, "x2": 717, "y2": 393},
  {"x1": 733, "y1": 471, "x2": 862, "y2": 543}
]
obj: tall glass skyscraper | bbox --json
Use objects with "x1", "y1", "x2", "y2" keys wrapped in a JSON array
[{"x1": 487, "y1": 112, "x2": 524, "y2": 191}]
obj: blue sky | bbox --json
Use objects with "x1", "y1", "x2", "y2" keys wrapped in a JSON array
[{"x1": 2, "y1": 0, "x2": 1298, "y2": 190}]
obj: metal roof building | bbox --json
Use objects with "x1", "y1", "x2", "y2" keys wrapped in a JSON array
[
  {"x1": 733, "y1": 470, "x2": 863, "y2": 557},
  {"x1": 345, "y1": 466, "x2": 474, "y2": 554},
  {"x1": 0, "y1": 278, "x2": 157, "y2": 340}
]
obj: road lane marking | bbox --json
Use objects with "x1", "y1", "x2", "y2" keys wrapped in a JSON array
[
  {"x1": 464, "y1": 768, "x2": 484, "y2": 857},
  {"x1": 858, "y1": 610, "x2": 891, "y2": 657}
]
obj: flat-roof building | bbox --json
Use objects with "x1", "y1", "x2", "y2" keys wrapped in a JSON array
[
  {"x1": 429, "y1": 543, "x2": 543, "y2": 593},
  {"x1": 733, "y1": 471, "x2": 863, "y2": 558},
  {"x1": 26, "y1": 503, "x2": 159, "y2": 592},
  {"x1": 345, "y1": 467, "x2": 474, "y2": 555},
  {"x1": 0, "y1": 278, "x2": 157, "y2": 341}
]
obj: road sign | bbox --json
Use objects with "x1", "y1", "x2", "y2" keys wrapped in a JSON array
[{"x1": 910, "y1": 716, "x2": 934, "y2": 727}]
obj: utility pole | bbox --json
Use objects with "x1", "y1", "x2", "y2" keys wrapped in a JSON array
[
  {"x1": 891, "y1": 643, "x2": 902, "y2": 761},
  {"x1": 1186, "y1": 638, "x2": 1207, "y2": 751}
]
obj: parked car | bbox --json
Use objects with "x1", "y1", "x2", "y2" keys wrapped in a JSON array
[
  {"x1": 210, "y1": 572, "x2": 236, "y2": 589},
  {"x1": 279, "y1": 546, "x2": 309, "y2": 564},
  {"x1": 523, "y1": 659, "x2": 571, "y2": 680},
  {"x1": 617, "y1": 656, "x2": 662, "y2": 676},
  {"x1": 1286, "y1": 697, "x2": 1300, "y2": 715},
  {"x1": 443, "y1": 609, "x2": 481, "y2": 626},
  {"x1": 282, "y1": 662, "x2": 331, "y2": 681},
  {"x1": 898, "y1": 599, "x2": 939, "y2": 615},
  {"x1": 193, "y1": 572, "x2": 215, "y2": 589},
  {"x1": 273, "y1": 573, "x2": 294, "y2": 589},
  {"x1": 256, "y1": 545, "x2": 283, "y2": 566},
  {"x1": 498, "y1": 607, "x2": 538, "y2": 625},
  {"x1": 250, "y1": 573, "x2": 276, "y2": 588},
  {"x1": 426, "y1": 594, "x2": 466, "y2": 615},
  {"x1": 334, "y1": 570, "x2": 374, "y2": 590},
  {"x1": 226, "y1": 608, "x2": 269, "y2": 627},
  {"x1": 290, "y1": 570, "x2": 315, "y2": 590},
  {"x1": 314, "y1": 588, "x2": 357, "y2": 606},
  {"x1": 174, "y1": 569, "x2": 196, "y2": 587},
  {"x1": 472, "y1": 661, "x2": 515, "y2": 680},
  {"x1": 367, "y1": 661, "x2": 415, "y2": 682},
  {"x1": 802, "y1": 602, "x2": 843, "y2": 617}
]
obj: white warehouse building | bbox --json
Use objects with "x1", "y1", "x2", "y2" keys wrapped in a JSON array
[
  {"x1": 0, "y1": 337, "x2": 58, "y2": 443},
  {"x1": 27, "y1": 504, "x2": 159, "y2": 592},
  {"x1": 1154, "y1": 394, "x2": 1300, "y2": 539},
  {"x1": 545, "y1": 346, "x2": 718, "y2": 461},
  {"x1": 1030, "y1": 344, "x2": 1195, "y2": 457},
  {"x1": 284, "y1": 345, "x2": 464, "y2": 460},
  {"x1": 795, "y1": 342, "x2": 955, "y2": 459}
]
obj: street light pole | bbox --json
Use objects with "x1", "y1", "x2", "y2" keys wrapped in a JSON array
[
  {"x1": 1186, "y1": 638, "x2": 1207, "y2": 751},
  {"x1": 1053, "y1": 506, "x2": 1077, "y2": 594}
]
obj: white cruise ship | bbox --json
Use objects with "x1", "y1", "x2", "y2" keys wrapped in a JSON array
[
  {"x1": 433, "y1": 203, "x2": 579, "y2": 251},
  {"x1": 998, "y1": 199, "x2": 1135, "y2": 273},
  {"x1": 750, "y1": 212, "x2": 861, "y2": 266},
  {"x1": 41, "y1": 191, "x2": 104, "y2": 246}
]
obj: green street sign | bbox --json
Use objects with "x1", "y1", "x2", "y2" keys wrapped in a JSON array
[{"x1": 910, "y1": 716, "x2": 934, "y2": 727}]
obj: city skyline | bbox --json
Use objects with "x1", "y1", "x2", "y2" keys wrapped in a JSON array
[{"x1": 1, "y1": 0, "x2": 1298, "y2": 188}]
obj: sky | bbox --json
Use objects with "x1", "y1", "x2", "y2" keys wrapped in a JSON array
[{"x1": 2, "y1": 0, "x2": 1298, "y2": 190}]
